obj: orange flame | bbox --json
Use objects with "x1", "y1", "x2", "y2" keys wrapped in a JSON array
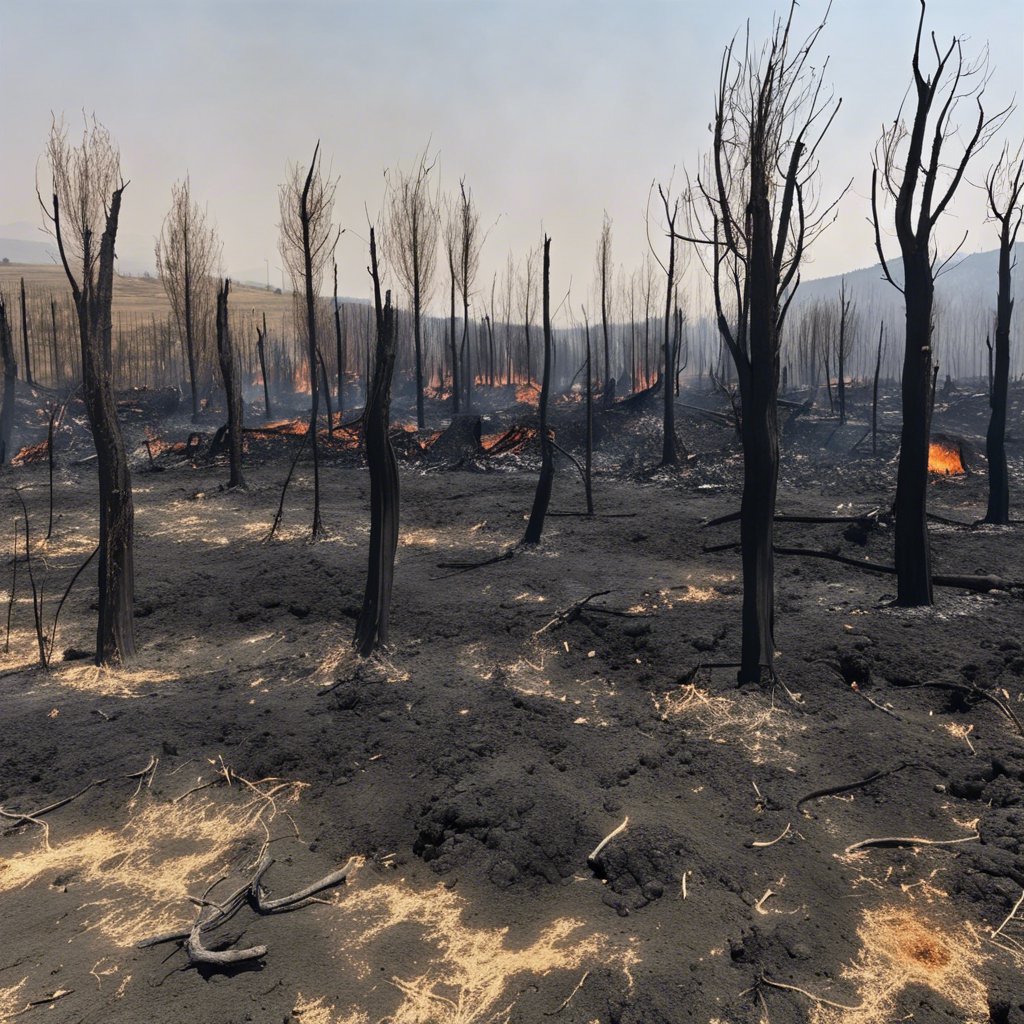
[
  {"x1": 928, "y1": 442, "x2": 964, "y2": 475},
  {"x1": 515, "y1": 384, "x2": 540, "y2": 406}
]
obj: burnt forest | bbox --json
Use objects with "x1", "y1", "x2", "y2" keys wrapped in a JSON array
[{"x1": 1, "y1": 2, "x2": 1023, "y2": 1023}]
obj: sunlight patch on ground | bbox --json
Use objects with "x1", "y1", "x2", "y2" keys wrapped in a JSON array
[
  {"x1": 654, "y1": 683, "x2": 802, "y2": 763},
  {"x1": 323, "y1": 877, "x2": 634, "y2": 1024},
  {"x1": 292, "y1": 993, "x2": 367, "y2": 1024},
  {"x1": 0, "y1": 782, "x2": 304, "y2": 947},
  {"x1": 51, "y1": 661, "x2": 177, "y2": 697},
  {"x1": 0, "y1": 979, "x2": 27, "y2": 1024},
  {"x1": 808, "y1": 907, "x2": 988, "y2": 1024}
]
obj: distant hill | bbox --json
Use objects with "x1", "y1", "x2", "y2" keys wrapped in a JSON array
[
  {"x1": 0, "y1": 237, "x2": 58, "y2": 265},
  {"x1": 793, "y1": 244, "x2": 1023, "y2": 321}
]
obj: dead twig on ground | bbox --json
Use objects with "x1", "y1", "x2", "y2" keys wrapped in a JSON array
[
  {"x1": 544, "y1": 970, "x2": 589, "y2": 1016},
  {"x1": 139, "y1": 854, "x2": 359, "y2": 968},
  {"x1": 534, "y1": 590, "x2": 613, "y2": 635},
  {"x1": 795, "y1": 763, "x2": 916, "y2": 813},
  {"x1": 587, "y1": 816, "x2": 628, "y2": 871},
  {"x1": 843, "y1": 832, "x2": 980, "y2": 856}
]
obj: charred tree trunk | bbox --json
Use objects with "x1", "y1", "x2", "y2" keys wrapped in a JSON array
[
  {"x1": 412, "y1": 262, "x2": 425, "y2": 429},
  {"x1": 736, "y1": 168, "x2": 781, "y2": 685},
  {"x1": 524, "y1": 237, "x2": 554, "y2": 545},
  {"x1": 0, "y1": 298, "x2": 16, "y2": 465},
  {"x1": 299, "y1": 149, "x2": 322, "y2": 538},
  {"x1": 19, "y1": 278, "x2": 33, "y2": 387},
  {"x1": 983, "y1": 155, "x2": 1022, "y2": 524},
  {"x1": 183, "y1": 224, "x2": 199, "y2": 421},
  {"x1": 894, "y1": 254, "x2": 935, "y2": 605},
  {"x1": 257, "y1": 313, "x2": 272, "y2": 419},
  {"x1": 354, "y1": 228, "x2": 400, "y2": 657},
  {"x1": 661, "y1": 217, "x2": 678, "y2": 466},
  {"x1": 872, "y1": 321, "x2": 884, "y2": 456},
  {"x1": 837, "y1": 279, "x2": 849, "y2": 425},
  {"x1": 317, "y1": 348, "x2": 334, "y2": 436},
  {"x1": 334, "y1": 263, "x2": 346, "y2": 421},
  {"x1": 448, "y1": 264, "x2": 460, "y2": 413},
  {"x1": 584, "y1": 313, "x2": 594, "y2": 516},
  {"x1": 54, "y1": 187, "x2": 136, "y2": 665},
  {"x1": 215, "y1": 279, "x2": 245, "y2": 489},
  {"x1": 50, "y1": 298, "x2": 60, "y2": 388}
]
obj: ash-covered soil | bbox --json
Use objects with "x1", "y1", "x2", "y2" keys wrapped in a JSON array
[{"x1": 0, "y1": 381, "x2": 1022, "y2": 1024}]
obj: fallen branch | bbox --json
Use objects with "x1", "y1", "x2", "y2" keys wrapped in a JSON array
[
  {"x1": 587, "y1": 816, "x2": 628, "y2": 871},
  {"x1": 795, "y1": 763, "x2": 915, "y2": 813},
  {"x1": 843, "y1": 832, "x2": 980, "y2": 856},
  {"x1": 432, "y1": 547, "x2": 516, "y2": 579},
  {"x1": 908, "y1": 681, "x2": 1023, "y2": 736},
  {"x1": 535, "y1": 591, "x2": 613, "y2": 635},
  {"x1": 759, "y1": 974, "x2": 862, "y2": 1012},
  {"x1": 773, "y1": 545, "x2": 1022, "y2": 594},
  {"x1": 139, "y1": 854, "x2": 358, "y2": 967},
  {"x1": 0, "y1": 778, "x2": 109, "y2": 833},
  {"x1": 748, "y1": 823, "x2": 792, "y2": 848},
  {"x1": 544, "y1": 970, "x2": 589, "y2": 1016}
]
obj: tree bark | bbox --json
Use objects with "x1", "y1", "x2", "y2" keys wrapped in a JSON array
[
  {"x1": 215, "y1": 279, "x2": 245, "y2": 489},
  {"x1": 19, "y1": 278, "x2": 33, "y2": 387},
  {"x1": 55, "y1": 187, "x2": 135, "y2": 664},
  {"x1": 354, "y1": 228, "x2": 400, "y2": 657},
  {"x1": 984, "y1": 210, "x2": 1014, "y2": 523},
  {"x1": 0, "y1": 298, "x2": 16, "y2": 465},
  {"x1": 257, "y1": 313, "x2": 272, "y2": 419},
  {"x1": 524, "y1": 237, "x2": 554, "y2": 545}
]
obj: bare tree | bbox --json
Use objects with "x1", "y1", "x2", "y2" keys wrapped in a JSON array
[
  {"x1": 518, "y1": 244, "x2": 539, "y2": 385},
  {"x1": 454, "y1": 180, "x2": 481, "y2": 411},
  {"x1": 685, "y1": 4, "x2": 841, "y2": 684},
  {"x1": 871, "y1": 0, "x2": 1006, "y2": 603},
  {"x1": 156, "y1": 175, "x2": 220, "y2": 421},
  {"x1": 983, "y1": 142, "x2": 1023, "y2": 524},
  {"x1": 215, "y1": 279, "x2": 245, "y2": 489},
  {"x1": 354, "y1": 228, "x2": 399, "y2": 657},
  {"x1": 524, "y1": 236, "x2": 554, "y2": 544},
  {"x1": 40, "y1": 116, "x2": 135, "y2": 664},
  {"x1": 442, "y1": 198, "x2": 460, "y2": 412},
  {"x1": 836, "y1": 279, "x2": 855, "y2": 425},
  {"x1": 279, "y1": 143, "x2": 337, "y2": 538},
  {"x1": 0, "y1": 296, "x2": 16, "y2": 464},
  {"x1": 384, "y1": 148, "x2": 439, "y2": 428},
  {"x1": 649, "y1": 183, "x2": 681, "y2": 465},
  {"x1": 596, "y1": 213, "x2": 613, "y2": 399}
]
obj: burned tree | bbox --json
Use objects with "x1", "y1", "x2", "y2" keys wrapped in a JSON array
[
  {"x1": 686, "y1": 5, "x2": 840, "y2": 683},
  {"x1": 0, "y1": 296, "x2": 15, "y2": 464},
  {"x1": 19, "y1": 278, "x2": 33, "y2": 387},
  {"x1": 443, "y1": 199, "x2": 461, "y2": 413},
  {"x1": 384, "y1": 149, "x2": 439, "y2": 429},
  {"x1": 215, "y1": 279, "x2": 245, "y2": 489},
  {"x1": 279, "y1": 143, "x2": 337, "y2": 538},
  {"x1": 454, "y1": 180, "x2": 481, "y2": 411},
  {"x1": 652, "y1": 185, "x2": 681, "y2": 466},
  {"x1": 354, "y1": 228, "x2": 399, "y2": 657},
  {"x1": 333, "y1": 261, "x2": 345, "y2": 419},
  {"x1": 257, "y1": 312, "x2": 272, "y2": 419},
  {"x1": 871, "y1": 0, "x2": 1004, "y2": 603},
  {"x1": 518, "y1": 244, "x2": 539, "y2": 385},
  {"x1": 524, "y1": 236, "x2": 553, "y2": 545},
  {"x1": 41, "y1": 117, "x2": 135, "y2": 664},
  {"x1": 156, "y1": 175, "x2": 220, "y2": 421},
  {"x1": 836, "y1": 278, "x2": 853, "y2": 425},
  {"x1": 596, "y1": 213, "x2": 614, "y2": 399},
  {"x1": 982, "y1": 143, "x2": 1022, "y2": 525}
]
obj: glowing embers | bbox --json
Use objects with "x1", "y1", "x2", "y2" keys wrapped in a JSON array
[
  {"x1": 654, "y1": 681, "x2": 802, "y2": 763},
  {"x1": 928, "y1": 441, "x2": 964, "y2": 475},
  {"x1": 0, "y1": 780, "x2": 305, "y2": 948},
  {"x1": 514, "y1": 383, "x2": 540, "y2": 406},
  {"x1": 805, "y1": 907, "x2": 988, "y2": 1024},
  {"x1": 317, "y1": 878, "x2": 635, "y2": 1024}
]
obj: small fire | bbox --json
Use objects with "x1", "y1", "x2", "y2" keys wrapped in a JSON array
[
  {"x1": 928, "y1": 442, "x2": 964, "y2": 476},
  {"x1": 515, "y1": 384, "x2": 540, "y2": 406},
  {"x1": 11, "y1": 441, "x2": 49, "y2": 466}
]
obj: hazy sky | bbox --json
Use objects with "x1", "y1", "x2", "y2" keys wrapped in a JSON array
[{"x1": 2, "y1": 0, "x2": 1022, "y2": 311}]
